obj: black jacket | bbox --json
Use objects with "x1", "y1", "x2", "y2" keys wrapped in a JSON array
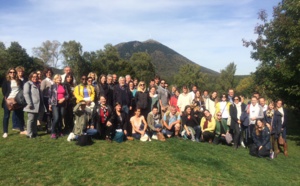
[
  {"x1": 91, "y1": 104, "x2": 113, "y2": 130},
  {"x1": 230, "y1": 103, "x2": 246, "y2": 130},
  {"x1": 109, "y1": 111, "x2": 128, "y2": 131},
  {"x1": 113, "y1": 84, "x2": 132, "y2": 107},
  {"x1": 135, "y1": 91, "x2": 150, "y2": 109}
]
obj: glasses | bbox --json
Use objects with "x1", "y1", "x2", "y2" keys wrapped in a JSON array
[
  {"x1": 87, "y1": 80, "x2": 92, "y2": 82},
  {"x1": 9, "y1": 71, "x2": 16, "y2": 74},
  {"x1": 140, "y1": 84, "x2": 145, "y2": 86},
  {"x1": 161, "y1": 82, "x2": 165, "y2": 84}
]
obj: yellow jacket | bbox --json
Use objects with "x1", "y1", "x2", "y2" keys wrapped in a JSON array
[
  {"x1": 215, "y1": 101, "x2": 231, "y2": 117},
  {"x1": 73, "y1": 84, "x2": 95, "y2": 103},
  {"x1": 200, "y1": 117, "x2": 216, "y2": 133}
]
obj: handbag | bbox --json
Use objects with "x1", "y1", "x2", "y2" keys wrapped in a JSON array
[
  {"x1": 140, "y1": 134, "x2": 149, "y2": 142},
  {"x1": 5, "y1": 98, "x2": 22, "y2": 111},
  {"x1": 157, "y1": 132, "x2": 166, "y2": 141},
  {"x1": 278, "y1": 134, "x2": 284, "y2": 146},
  {"x1": 15, "y1": 89, "x2": 27, "y2": 107},
  {"x1": 76, "y1": 134, "x2": 93, "y2": 146},
  {"x1": 225, "y1": 133, "x2": 233, "y2": 144}
]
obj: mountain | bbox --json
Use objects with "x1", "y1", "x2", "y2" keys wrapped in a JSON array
[{"x1": 114, "y1": 39, "x2": 219, "y2": 80}]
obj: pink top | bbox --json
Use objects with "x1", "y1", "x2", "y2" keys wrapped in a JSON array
[{"x1": 57, "y1": 84, "x2": 65, "y2": 100}]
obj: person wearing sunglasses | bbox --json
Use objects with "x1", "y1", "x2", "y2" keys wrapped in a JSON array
[
  {"x1": 214, "y1": 111, "x2": 230, "y2": 145},
  {"x1": 74, "y1": 75, "x2": 95, "y2": 112},
  {"x1": 2, "y1": 68, "x2": 27, "y2": 138},
  {"x1": 135, "y1": 81, "x2": 150, "y2": 119}
]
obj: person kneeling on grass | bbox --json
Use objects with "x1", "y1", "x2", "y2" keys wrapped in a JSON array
[
  {"x1": 250, "y1": 119, "x2": 273, "y2": 158},
  {"x1": 130, "y1": 108, "x2": 149, "y2": 140},
  {"x1": 147, "y1": 106, "x2": 164, "y2": 140},
  {"x1": 213, "y1": 111, "x2": 231, "y2": 145},
  {"x1": 200, "y1": 109, "x2": 216, "y2": 143},
  {"x1": 67, "y1": 100, "x2": 97, "y2": 141},
  {"x1": 109, "y1": 102, "x2": 128, "y2": 143},
  {"x1": 181, "y1": 105, "x2": 200, "y2": 142},
  {"x1": 162, "y1": 106, "x2": 181, "y2": 138}
]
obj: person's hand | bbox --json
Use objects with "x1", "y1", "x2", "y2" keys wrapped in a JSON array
[
  {"x1": 58, "y1": 98, "x2": 65, "y2": 104},
  {"x1": 238, "y1": 120, "x2": 241, "y2": 124},
  {"x1": 259, "y1": 146, "x2": 262, "y2": 150},
  {"x1": 106, "y1": 121, "x2": 112, "y2": 127},
  {"x1": 221, "y1": 134, "x2": 226, "y2": 137},
  {"x1": 49, "y1": 106, "x2": 52, "y2": 111},
  {"x1": 124, "y1": 130, "x2": 127, "y2": 135},
  {"x1": 186, "y1": 130, "x2": 190, "y2": 136},
  {"x1": 129, "y1": 106, "x2": 132, "y2": 110},
  {"x1": 140, "y1": 131, "x2": 145, "y2": 136}
]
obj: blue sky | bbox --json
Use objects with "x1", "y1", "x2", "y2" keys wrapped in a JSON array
[{"x1": 0, "y1": 0, "x2": 281, "y2": 75}]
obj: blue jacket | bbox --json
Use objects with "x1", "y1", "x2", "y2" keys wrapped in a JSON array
[{"x1": 252, "y1": 127, "x2": 271, "y2": 150}]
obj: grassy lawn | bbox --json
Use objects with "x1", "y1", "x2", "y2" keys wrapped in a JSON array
[{"x1": 0, "y1": 90, "x2": 300, "y2": 185}]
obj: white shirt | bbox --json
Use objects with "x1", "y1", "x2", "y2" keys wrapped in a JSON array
[{"x1": 8, "y1": 80, "x2": 20, "y2": 99}]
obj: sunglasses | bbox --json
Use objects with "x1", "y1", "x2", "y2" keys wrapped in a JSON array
[
  {"x1": 140, "y1": 84, "x2": 145, "y2": 86},
  {"x1": 9, "y1": 71, "x2": 16, "y2": 74}
]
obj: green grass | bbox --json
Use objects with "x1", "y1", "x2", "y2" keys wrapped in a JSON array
[{"x1": 0, "y1": 91, "x2": 300, "y2": 185}]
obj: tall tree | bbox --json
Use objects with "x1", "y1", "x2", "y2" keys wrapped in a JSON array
[
  {"x1": 32, "y1": 40, "x2": 61, "y2": 68},
  {"x1": 130, "y1": 52, "x2": 155, "y2": 83},
  {"x1": 174, "y1": 64, "x2": 206, "y2": 89},
  {"x1": 243, "y1": 0, "x2": 300, "y2": 109},
  {"x1": 217, "y1": 62, "x2": 236, "y2": 93}
]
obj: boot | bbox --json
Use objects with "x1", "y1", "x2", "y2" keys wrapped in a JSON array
[{"x1": 283, "y1": 142, "x2": 288, "y2": 157}]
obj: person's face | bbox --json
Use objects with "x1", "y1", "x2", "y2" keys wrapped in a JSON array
[
  {"x1": 240, "y1": 96, "x2": 244, "y2": 103},
  {"x1": 196, "y1": 91, "x2": 200, "y2": 98},
  {"x1": 37, "y1": 71, "x2": 41, "y2": 78},
  {"x1": 101, "y1": 76, "x2": 106, "y2": 84},
  {"x1": 212, "y1": 92, "x2": 217, "y2": 98},
  {"x1": 216, "y1": 112, "x2": 222, "y2": 120},
  {"x1": 165, "y1": 84, "x2": 168, "y2": 89},
  {"x1": 183, "y1": 88, "x2": 188, "y2": 94},
  {"x1": 31, "y1": 73, "x2": 38, "y2": 83},
  {"x1": 135, "y1": 109, "x2": 141, "y2": 116},
  {"x1": 171, "y1": 107, "x2": 176, "y2": 115},
  {"x1": 259, "y1": 98, "x2": 265, "y2": 106},
  {"x1": 268, "y1": 103, "x2": 274, "y2": 110},
  {"x1": 253, "y1": 93, "x2": 259, "y2": 99},
  {"x1": 160, "y1": 81, "x2": 165, "y2": 88},
  {"x1": 107, "y1": 76, "x2": 112, "y2": 84},
  {"x1": 46, "y1": 71, "x2": 52, "y2": 78},
  {"x1": 115, "y1": 104, "x2": 121, "y2": 112},
  {"x1": 203, "y1": 91, "x2": 208, "y2": 97},
  {"x1": 192, "y1": 86, "x2": 197, "y2": 93},
  {"x1": 139, "y1": 82, "x2": 145, "y2": 90},
  {"x1": 228, "y1": 90, "x2": 234, "y2": 97},
  {"x1": 129, "y1": 82, "x2": 134, "y2": 89},
  {"x1": 186, "y1": 107, "x2": 191, "y2": 114},
  {"x1": 126, "y1": 76, "x2": 131, "y2": 83},
  {"x1": 257, "y1": 120, "x2": 263, "y2": 128},
  {"x1": 17, "y1": 70, "x2": 24, "y2": 77},
  {"x1": 172, "y1": 86, "x2": 176, "y2": 92},
  {"x1": 150, "y1": 81, "x2": 155, "y2": 87},
  {"x1": 81, "y1": 76, "x2": 87, "y2": 85},
  {"x1": 91, "y1": 73, "x2": 95, "y2": 79},
  {"x1": 65, "y1": 67, "x2": 71, "y2": 74},
  {"x1": 234, "y1": 97, "x2": 239, "y2": 104},
  {"x1": 66, "y1": 76, "x2": 72, "y2": 83},
  {"x1": 155, "y1": 78, "x2": 160, "y2": 85},
  {"x1": 221, "y1": 95, "x2": 227, "y2": 101},
  {"x1": 251, "y1": 98, "x2": 257, "y2": 106},
  {"x1": 113, "y1": 75, "x2": 117, "y2": 82},
  {"x1": 150, "y1": 87, "x2": 156, "y2": 94},
  {"x1": 152, "y1": 108, "x2": 158, "y2": 115},
  {"x1": 276, "y1": 101, "x2": 282, "y2": 108},
  {"x1": 55, "y1": 77, "x2": 62, "y2": 84},
  {"x1": 9, "y1": 70, "x2": 16, "y2": 78},
  {"x1": 80, "y1": 103, "x2": 86, "y2": 110},
  {"x1": 119, "y1": 78, "x2": 125, "y2": 86},
  {"x1": 175, "y1": 91, "x2": 180, "y2": 97},
  {"x1": 204, "y1": 110, "x2": 210, "y2": 117},
  {"x1": 100, "y1": 97, "x2": 106, "y2": 105},
  {"x1": 133, "y1": 79, "x2": 138, "y2": 85},
  {"x1": 87, "y1": 78, "x2": 92, "y2": 85}
]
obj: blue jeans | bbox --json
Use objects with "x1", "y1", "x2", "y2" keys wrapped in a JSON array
[
  {"x1": 51, "y1": 104, "x2": 65, "y2": 134},
  {"x1": 193, "y1": 125, "x2": 201, "y2": 141},
  {"x1": 122, "y1": 105, "x2": 129, "y2": 115},
  {"x1": 3, "y1": 103, "x2": 25, "y2": 133}
]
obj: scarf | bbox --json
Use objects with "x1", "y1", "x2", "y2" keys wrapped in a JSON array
[
  {"x1": 234, "y1": 102, "x2": 242, "y2": 119},
  {"x1": 203, "y1": 115, "x2": 212, "y2": 130}
]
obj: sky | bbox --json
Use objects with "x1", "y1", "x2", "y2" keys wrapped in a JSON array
[{"x1": 0, "y1": 0, "x2": 282, "y2": 75}]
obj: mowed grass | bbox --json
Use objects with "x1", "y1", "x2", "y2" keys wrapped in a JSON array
[{"x1": 0, "y1": 91, "x2": 300, "y2": 185}]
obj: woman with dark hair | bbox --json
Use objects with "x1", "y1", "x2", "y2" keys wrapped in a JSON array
[
  {"x1": 192, "y1": 90, "x2": 205, "y2": 110},
  {"x1": 133, "y1": 78, "x2": 138, "y2": 89},
  {"x1": 130, "y1": 108, "x2": 148, "y2": 140},
  {"x1": 91, "y1": 96, "x2": 113, "y2": 141},
  {"x1": 63, "y1": 74, "x2": 76, "y2": 133},
  {"x1": 94, "y1": 74, "x2": 109, "y2": 105},
  {"x1": 200, "y1": 109, "x2": 216, "y2": 143},
  {"x1": 149, "y1": 86, "x2": 160, "y2": 111},
  {"x1": 230, "y1": 95, "x2": 247, "y2": 149},
  {"x1": 23, "y1": 72, "x2": 45, "y2": 138},
  {"x1": 181, "y1": 105, "x2": 201, "y2": 142},
  {"x1": 2, "y1": 68, "x2": 26, "y2": 138},
  {"x1": 48, "y1": 74, "x2": 69, "y2": 139},
  {"x1": 40, "y1": 68, "x2": 54, "y2": 132},
  {"x1": 250, "y1": 119, "x2": 272, "y2": 158},
  {"x1": 135, "y1": 81, "x2": 150, "y2": 119},
  {"x1": 110, "y1": 102, "x2": 128, "y2": 143}
]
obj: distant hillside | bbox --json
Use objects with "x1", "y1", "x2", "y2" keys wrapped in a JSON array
[{"x1": 115, "y1": 39, "x2": 219, "y2": 80}]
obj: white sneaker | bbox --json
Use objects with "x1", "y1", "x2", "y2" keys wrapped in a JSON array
[
  {"x1": 152, "y1": 135, "x2": 158, "y2": 140},
  {"x1": 67, "y1": 132, "x2": 75, "y2": 142},
  {"x1": 3, "y1": 133, "x2": 8, "y2": 138},
  {"x1": 241, "y1": 141, "x2": 246, "y2": 148}
]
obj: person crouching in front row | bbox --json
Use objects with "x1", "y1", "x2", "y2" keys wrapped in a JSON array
[
  {"x1": 67, "y1": 100, "x2": 97, "y2": 141},
  {"x1": 200, "y1": 109, "x2": 216, "y2": 143}
]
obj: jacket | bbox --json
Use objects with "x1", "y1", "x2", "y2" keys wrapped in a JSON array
[
  {"x1": 23, "y1": 81, "x2": 45, "y2": 113},
  {"x1": 91, "y1": 103, "x2": 113, "y2": 130},
  {"x1": 48, "y1": 83, "x2": 69, "y2": 106},
  {"x1": 109, "y1": 111, "x2": 127, "y2": 131},
  {"x1": 74, "y1": 84, "x2": 95, "y2": 103},
  {"x1": 73, "y1": 102, "x2": 91, "y2": 135},
  {"x1": 252, "y1": 126, "x2": 271, "y2": 150},
  {"x1": 200, "y1": 117, "x2": 216, "y2": 133},
  {"x1": 113, "y1": 84, "x2": 132, "y2": 107},
  {"x1": 215, "y1": 119, "x2": 229, "y2": 137},
  {"x1": 1, "y1": 79, "x2": 24, "y2": 108},
  {"x1": 147, "y1": 111, "x2": 161, "y2": 131},
  {"x1": 94, "y1": 83, "x2": 108, "y2": 103},
  {"x1": 135, "y1": 91, "x2": 150, "y2": 109},
  {"x1": 230, "y1": 102, "x2": 246, "y2": 129}
]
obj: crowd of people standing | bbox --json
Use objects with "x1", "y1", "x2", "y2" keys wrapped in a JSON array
[{"x1": 1, "y1": 66, "x2": 288, "y2": 159}]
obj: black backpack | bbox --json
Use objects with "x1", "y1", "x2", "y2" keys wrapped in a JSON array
[{"x1": 76, "y1": 135, "x2": 93, "y2": 146}]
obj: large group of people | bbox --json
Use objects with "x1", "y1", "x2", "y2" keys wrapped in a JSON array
[{"x1": 1, "y1": 66, "x2": 288, "y2": 159}]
